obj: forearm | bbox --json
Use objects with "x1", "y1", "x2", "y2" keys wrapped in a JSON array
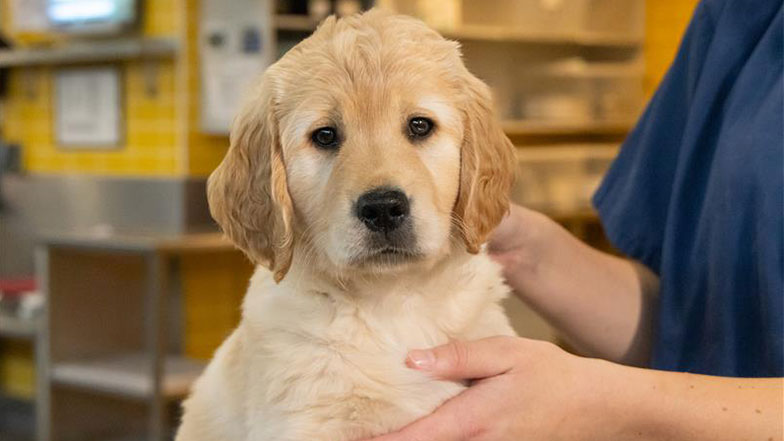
[
  {"x1": 599, "y1": 360, "x2": 784, "y2": 441},
  {"x1": 501, "y1": 208, "x2": 659, "y2": 365}
]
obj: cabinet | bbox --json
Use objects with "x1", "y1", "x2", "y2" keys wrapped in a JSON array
[{"x1": 35, "y1": 233, "x2": 237, "y2": 441}]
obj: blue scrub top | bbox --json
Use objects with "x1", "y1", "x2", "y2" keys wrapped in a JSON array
[{"x1": 593, "y1": 0, "x2": 783, "y2": 377}]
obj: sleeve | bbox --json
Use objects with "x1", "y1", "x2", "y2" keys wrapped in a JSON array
[{"x1": 591, "y1": 0, "x2": 719, "y2": 274}]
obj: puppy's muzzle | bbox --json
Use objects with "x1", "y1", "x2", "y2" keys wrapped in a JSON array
[{"x1": 355, "y1": 188, "x2": 409, "y2": 233}]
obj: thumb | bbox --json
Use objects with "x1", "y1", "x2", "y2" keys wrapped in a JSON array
[{"x1": 405, "y1": 336, "x2": 520, "y2": 381}]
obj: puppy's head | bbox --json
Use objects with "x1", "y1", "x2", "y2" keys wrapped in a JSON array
[{"x1": 208, "y1": 10, "x2": 514, "y2": 282}]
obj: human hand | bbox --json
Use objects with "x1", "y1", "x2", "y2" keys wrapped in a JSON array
[
  {"x1": 362, "y1": 336, "x2": 617, "y2": 441},
  {"x1": 487, "y1": 203, "x2": 549, "y2": 285}
]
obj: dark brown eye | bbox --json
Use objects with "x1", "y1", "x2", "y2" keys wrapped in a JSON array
[
  {"x1": 311, "y1": 127, "x2": 340, "y2": 149},
  {"x1": 408, "y1": 117, "x2": 434, "y2": 138}
]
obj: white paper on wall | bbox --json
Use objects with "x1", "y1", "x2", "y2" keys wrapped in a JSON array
[
  {"x1": 199, "y1": 0, "x2": 273, "y2": 134},
  {"x1": 9, "y1": 0, "x2": 49, "y2": 33},
  {"x1": 55, "y1": 67, "x2": 122, "y2": 148}
]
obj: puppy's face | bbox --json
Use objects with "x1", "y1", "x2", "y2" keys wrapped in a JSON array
[
  {"x1": 208, "y1": 11, "x2": 514, "y2": 281},
  {"x1": 282, "y1": 75, "x2": 463, "y2": 271}
]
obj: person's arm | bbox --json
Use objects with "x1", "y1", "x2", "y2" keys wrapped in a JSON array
[
  {"x1": 488, "y1": 203, "x2": 659, "y2": 365},
  {"x1": 364, "y1": 338, "x2": 784, "y2": 441}
]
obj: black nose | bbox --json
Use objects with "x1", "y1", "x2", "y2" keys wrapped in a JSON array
[{"x1": 355, "y1": 188, "x2": 410, "y2": 233}]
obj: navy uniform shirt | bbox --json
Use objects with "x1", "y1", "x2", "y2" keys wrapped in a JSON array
[{"x1": 593, "y1": 0, "x2": 783, "y2": 377}]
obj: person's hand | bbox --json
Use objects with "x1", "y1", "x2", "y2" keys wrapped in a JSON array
[
  {"x1": 363, "y1": 336, "x2": 618, "y2": 441},
  {"x1": 487, "y1": 203, "x2": 549, "y2": 286}
]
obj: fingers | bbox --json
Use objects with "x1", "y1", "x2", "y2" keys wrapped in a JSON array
[
  {"x1": 406, "y1": 336, "x2": 520, "y2": 381},
  {"x1": 364, "y1": 338, "x2": 524, "y2": 441}
]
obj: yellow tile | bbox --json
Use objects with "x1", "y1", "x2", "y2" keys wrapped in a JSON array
[
  {"x1": 181, "y1": 251, "x2": 252, "y2": 359},
  {"x1": 1, "y1": 0, "x2": 247, "y2": 177},
  {"x1": 645, "y1": 0, "x2": 700, "y2": 96},
  {"x1": 0, "y1": 340, "x2": 35, "y2": 399}
]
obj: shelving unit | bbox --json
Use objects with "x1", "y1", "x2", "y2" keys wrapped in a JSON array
[
  {"x1": 275, "y1": 14, "x2": 319, "y2": 32},
  {"x1": 438, "y1": 25, "x2": 641, "y2": 48},
  {"x1": 512, "y1": 143, "x2": 619, "y2": 213},
  {"x1": 0, "y1": 37, "x2": 179, "y2": 67},
  {"x1": 272, "y1": 15, "x2": 641, "y2": 48},
  {"x1": 0, "y1": 315, "x2": 38, "y2": 341},
  {"x1": 0, "y1": 313, "x2": 40, "y2": 441},
  {"x1": 501, "y1": 119, "x2": 634, "y2": 137},
  {"x1": 522, "y1": 62, "x2": 645, "y2": 79},
  {"x1": 51, "y1": 354, "x2": 204, "y2": 400},
  {"x1": 36, "y1": 232, "x2": 234, "y2": 441}
]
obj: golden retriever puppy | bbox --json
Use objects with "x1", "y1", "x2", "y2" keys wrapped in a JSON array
[{"x1": 176, "y1": 9, "x2": 516, "y2": 441}]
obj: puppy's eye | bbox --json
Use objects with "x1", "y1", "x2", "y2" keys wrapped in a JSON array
[
  {"x1": 311, "y1": 127, "x2": 340, "y2": 150},
  {"x1": 408, "y1": 117, "x2": 434, "y2": 139}
]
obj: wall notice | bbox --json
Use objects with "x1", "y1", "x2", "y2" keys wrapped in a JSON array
[{"x1": 55, "y1": 67, "x2": 122, "y2": 148}]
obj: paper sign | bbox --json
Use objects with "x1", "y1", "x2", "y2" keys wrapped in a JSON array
[
  {"x1": 10, "y1": 0, "x2": 49, "y2": 32},
  {"x1": 55, "y1": 67, "x2": 122, "y2": 148}
]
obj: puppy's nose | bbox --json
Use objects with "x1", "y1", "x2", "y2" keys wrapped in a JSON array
[{"x1": 355, "y1": 188, "x2": 410, "y2": 233}]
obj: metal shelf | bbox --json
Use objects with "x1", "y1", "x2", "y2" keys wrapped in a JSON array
[
  {"x1": 0, "y1": 314, "x2": 38, "y2": 340},
  {"x1": 271, "y1": 17, "x2": 641, "y2": 48},
  {"x1": 41, "y1": 231, "x2": 231, "y2": 254},
  {"x1": 439, "y1": 25, "x2": 642, "y2": 48},
  {"x1": 37, "y1": 236, "x2": 230, "y2": 441},
  {"x1": 502, "y1": 119, "x2": 634, "y2": 136},
  {"x1": 275, "y1": 14, "x2": 318, "y2": 32},
  {"x1": 51, "y1": 354, "x2": 205, "y2": 400},
  {"x1": 521, "y1": 63, "x2": 645, "y2": 79},
  {"x1": 515, "y1": 143, "x2": 620, "y2": 160},
  {"x1": 0, "y1": 37, "x2": 179, "y2": 68}
]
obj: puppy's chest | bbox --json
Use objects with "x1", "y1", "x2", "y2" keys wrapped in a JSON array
[
  {"x1": 244, "y1": 259, "x2": 511, "y2": 439},
  {"x1": 254, "y1": 298, "x2": 471, "y2": 438}
]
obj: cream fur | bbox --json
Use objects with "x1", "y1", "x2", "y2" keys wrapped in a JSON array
[{"x1": 177, "y1": 252, "x2": 514, "y2": 441}]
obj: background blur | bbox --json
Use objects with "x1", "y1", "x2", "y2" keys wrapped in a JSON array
[{"x1": 0, "y1": 1, "x2": 698, "y2": 440}]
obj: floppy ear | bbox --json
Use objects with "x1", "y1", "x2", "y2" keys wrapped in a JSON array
[
  {"x1": 207, "y1": 75, "x2": 294, "y2": 282},
  {"x1": 453, "y1": 73, "x2": 516, "y2": 253}
]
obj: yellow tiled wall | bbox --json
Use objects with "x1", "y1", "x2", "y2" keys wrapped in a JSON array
[
  {"x1": 2, "y1": 61, "x2": 180, "y2": 175},
  {"x1": 0, "y1": 340, "x2": 35, "y2": 399},
  {"x1": 181, "y1": 251, "x2": 253, "y2": 360},
  {"x1": 644, "y1": 0, "x2": 701, "y2": 96},
  {"x1": 0, "y1": 0, "x2": 185, "y2": 176},
  {"x1": 0, "y1": 0, "x2": 232, "y2": 177},
  {"x1": 145, "y1": 0, "x2": 181, "y2": 38}
]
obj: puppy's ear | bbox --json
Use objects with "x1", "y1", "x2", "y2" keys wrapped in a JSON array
[
  {"x1": 207, "y1": 75, "x2": 294, "y2": 282},
  {"x1": 454, "y1": 73, "x2": 516, "y2": 253}
]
